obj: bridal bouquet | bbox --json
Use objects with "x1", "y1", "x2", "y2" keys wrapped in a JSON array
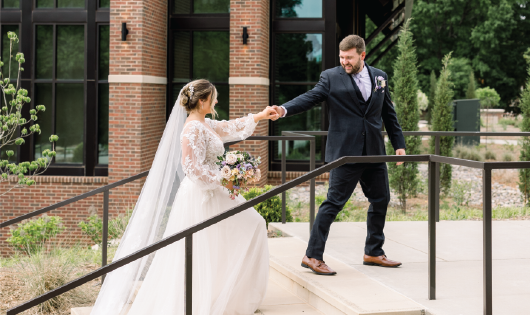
[{"x1": 217, "y1": 150, "x2": 262, "y2": 199}]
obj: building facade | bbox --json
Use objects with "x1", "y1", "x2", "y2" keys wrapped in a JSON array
[{"x1": 0, "y1": 0, "x2": 410, "y2": 255}]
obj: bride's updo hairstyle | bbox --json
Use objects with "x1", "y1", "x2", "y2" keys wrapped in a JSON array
[{"x1": 180, "y1": 79, "x2": 218, "y2": 119}]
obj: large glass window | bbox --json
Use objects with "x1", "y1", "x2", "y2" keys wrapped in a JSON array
[
  {"x1": 98, "y1": 25, "x2": 109, "y2": 165},
  {"x1": 33, "y1": 25, "x2": 85, "y2": 164},
  {"x1": 173, "y1": 0, "x2": 229, "y2": 14},
  {"x1": 275, "y1": 0, "x2": 322, "y2": 18},
  {"x1": 37, "y1": 0, "x2": 85, "y2": 8},
  {"x1": 99, "y1": 0, "x2": 110, "y2": 8},
  {"x1": 171, "y1": 31, "x2": 230, "y2": 121},
  {"x1": 0, "y1": 25, "x2": 20, "y2": 161},
  {"x1": 272, "y1": 33, "x2": 323, "y2": 161},
  {"x1": 2, "y1": 0, "x2": 19, "y2": 8}
]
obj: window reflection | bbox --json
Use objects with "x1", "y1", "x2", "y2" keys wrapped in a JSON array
[
  {"x1": 273, "y1": 85, "x2": 322, "y2": 161},
  {"x1": 173, "y1": 32, "x2": 191, "y2": 82},
  {"x1": 2, "y1": 0, "x2": 19, "y2": 8},
  {"x1": 58, "y1": 0, "x2": 85, "y2": 8},
  {"x1": 36, "y1": 25, "x2": 53, "y2": 79},
  {"x1": 193, "y1": 31, "x2": 229, "y2": 82},
  {"x1": 98, "y1": 84, "x2": 109, "y2": 164},
  {"x1": 173, "y1": 0, "x2": 191, "y2": 14},
  {"x1": 211, "y1": 84, "x2": 229, "y2": 121},
  {"x1": 55, "y1": 84, "x2": 84, "y2": 163},
  {"x1": 36, "y1": 0, "x2": 53, "y2": 8},
  {"x1": 276, "y1": 0, "x2": 322, "y2": 18},
  {"x1": 99, "y1": 25, "x2": 110, "y2": 80},
  {"x1": 99, "y1": 0, "x2": 110, "y2": 8},
  {"x1": 194, "y1": 0, "x2": 229, "y2": 13},
  {"x1": 34, "y1": 84, "x2": 53, "y2": 160},
  {"x1": 57, "y1": 25, "x2": 85, "y2": 80},
  {"x1": 275, "y1": 33, "x2": 322, "y2": 82}
]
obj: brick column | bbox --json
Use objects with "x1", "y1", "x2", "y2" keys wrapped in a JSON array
[
  {"x1": 229, "y1": 0, "x2": 270, "y2": 186},
  {"x1": 108, "y1": 0, "x2": 168, "y2": 212}
]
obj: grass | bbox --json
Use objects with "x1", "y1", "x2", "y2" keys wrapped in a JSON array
[{"x1": 1, "y1": 245, "x2": 118, "y2": 315}]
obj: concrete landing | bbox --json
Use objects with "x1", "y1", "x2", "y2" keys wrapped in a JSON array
[
  {"x1": 270, "y1": 221, "x2": 530, "y2": 315},
  {"x1": 268, "y1": 237, "x2": 426, "y2": 315}
]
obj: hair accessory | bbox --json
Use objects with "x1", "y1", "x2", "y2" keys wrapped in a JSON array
[{"x1": 189, "y1": 85, "x2": 194, "y2": 97}]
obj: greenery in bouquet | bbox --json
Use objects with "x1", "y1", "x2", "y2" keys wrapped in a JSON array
[{"x1": 217, "y1": 150, "x2": 261, "y2": 199}]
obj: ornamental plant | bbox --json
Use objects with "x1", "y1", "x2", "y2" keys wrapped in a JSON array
[
  {"x1": 7, "y1": 214, "x2": 65, "y2": 255},
  {"x1": 386, "y1": 18, "x2": 421, "y2": 213},
  {"x1": 429, "y1": 52, "x2": 455, "y2": 195},
  {"x1": 242, "y1": 185, "x2": 293, "y2": 229},
  {"x1": 0, "y1": 32, "x2": 58, "y2": 196},
  {"x1": 78, "y1": 210, "x2": 132, "y2": 245}
]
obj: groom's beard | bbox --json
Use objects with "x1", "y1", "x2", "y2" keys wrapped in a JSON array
[{"x1": 342, "y1": 58, "x2": 362, "y2": 74}]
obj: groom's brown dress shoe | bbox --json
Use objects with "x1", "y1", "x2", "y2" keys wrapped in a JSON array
[
  {"x1": 363, "y1": 254, "x2": 402, "y2": 267},
  {"x1": 301, "y1": 255, "x2": 337, "y2": 275}
]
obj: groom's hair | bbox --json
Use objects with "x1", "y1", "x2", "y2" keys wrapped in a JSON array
[{"x1": 339, "y1": 35, "x2": 365, "y2": 54}]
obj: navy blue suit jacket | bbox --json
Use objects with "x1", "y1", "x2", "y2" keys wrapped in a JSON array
[{"x1": 281, "y1": 64, "x2": 406, "y2": 163}]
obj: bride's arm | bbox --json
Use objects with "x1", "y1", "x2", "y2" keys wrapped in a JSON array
[
  {"x1": 181, "y1": 123, "x2": 221, "y2": 190},
  {"x1": 207, "y1": 107, "x2": 279, "y2": 143}
]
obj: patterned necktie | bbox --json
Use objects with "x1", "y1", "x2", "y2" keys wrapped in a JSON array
[{"x1": 356, "y1": 74, "x2": 368, "y2": 102}]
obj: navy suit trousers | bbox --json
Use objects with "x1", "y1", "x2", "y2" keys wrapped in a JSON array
[{"x1": 305, "y1": 141, "x2": 390, "y2": 259}]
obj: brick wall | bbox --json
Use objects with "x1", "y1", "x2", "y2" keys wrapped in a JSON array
[
  {"x1": 229, "y1": 0, "x2": 270, "y2": 187},
  {"x1": 0, "y1": 177, "x2": 108, "y2": 256},
  {"x1": 109, "y1": 0, "x2": 168, "y2": 209}
]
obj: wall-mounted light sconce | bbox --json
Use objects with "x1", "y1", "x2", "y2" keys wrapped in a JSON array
[
  {"x1": 242, "y1": 27, "x2": 249, "y2": 45},
  {"x1": 121, "y1": 22, "x2": 129, "y2": 41}
]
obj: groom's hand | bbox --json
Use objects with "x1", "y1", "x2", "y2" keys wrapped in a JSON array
[
  {"x1": 396, "y1": 149, "x2": 406, "y2": 166},
  {"x1": 271, "y1": 105, "x2": 284, "y2": 121}
]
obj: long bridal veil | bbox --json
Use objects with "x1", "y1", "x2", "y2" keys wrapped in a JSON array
[{"x1": 90, "y1": 89, "x2": 188, "y2": 315}]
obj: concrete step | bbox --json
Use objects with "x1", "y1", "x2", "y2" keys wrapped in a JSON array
[
  {"x1": 267, "y1": 232, "x2": 428, "y2": 315},
  {"x1": 72, "y1": 277, "x2": 323, "y2": 315}
]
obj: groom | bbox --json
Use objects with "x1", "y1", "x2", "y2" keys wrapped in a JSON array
[{"x1": 272, "y1": 35, "x2": 407, "y2": 275}]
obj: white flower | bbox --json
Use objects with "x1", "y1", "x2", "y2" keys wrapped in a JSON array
[
  {"x1": 237, "y1": 154, "x2": 244, "y2": 161},
  {"x1": 255, "y1": 168, "x2": 261, "y2": 180},
  {"x1": 226, "y1": 154, "x2": 237, "y2": 165},
  {"x1": 221, "y1": 166, "x2": 232, "y2": 179},
  {"x1": 380, "y1": 80, "x2": 386, "y2": 88}
]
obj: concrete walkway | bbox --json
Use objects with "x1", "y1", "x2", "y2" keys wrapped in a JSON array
[{"x1": 270, "y1": 221, "x2": 530, "y2": 315}]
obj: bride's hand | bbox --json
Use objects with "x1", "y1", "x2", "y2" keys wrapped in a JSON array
[{"x1": 254, "y1": 106, "x2": 280, "y2": 122}]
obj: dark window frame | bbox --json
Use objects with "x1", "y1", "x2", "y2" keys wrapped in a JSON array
[
  {"x1": 269, "y1": 0, "x2": 336, "y2": 172},
  {"x1": 0, "y1": 0, "x2": 109, "y2": 176},
  {"x1": 167, "y1": 0, "x2": 230, "y2": 120}
]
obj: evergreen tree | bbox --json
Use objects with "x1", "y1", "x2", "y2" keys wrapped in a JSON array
[
  {"x1": 519, "y1": 64, "x2": 530, "y2": 204},
  {"x1": 466, "y1": 72, "x2": 477, "y2": 99},
  {"x1": 427, "y1": 70, "x2": 436, "y2": 124},
  {"x1": 385, "y1": 19, "x2": 421, "y2": 213},
  {"x1": 429, "y1": 52, "x2": 455, "y2": 194}
]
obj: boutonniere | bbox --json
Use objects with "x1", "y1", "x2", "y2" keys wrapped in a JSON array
[{"x1": 374, "y1": 76, "x2": 386, "y2": 93}]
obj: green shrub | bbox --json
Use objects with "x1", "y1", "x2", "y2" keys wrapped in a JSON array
[
  {"x1": 485, "y1": 150, "x2": 497, "y2": 160},
  {"x1": 454, "y1": 145, "x2": 484, "y2": 161},
  {"x1": 78, "y1": 210, "x2": 131, "y2": 245},
  {"x1": 503, "y1": 153, "x2": 513, "y2": 161},
  {"x1": 7, "y1": 215, "x2": 64, "y2": 254},
  {"x1": 242, "y1": 185, "x2": 293, "y2": 228}
]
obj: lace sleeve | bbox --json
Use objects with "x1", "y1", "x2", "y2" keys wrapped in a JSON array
[
  {"x1": 180, "y1": 122, "x2": 221, "y2": 190},
  {"x1": 206, "y1": 114, "x2": 258, "y2": 143}
]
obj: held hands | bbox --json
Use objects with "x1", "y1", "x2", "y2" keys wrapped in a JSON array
[
  {"x1": 255, "y1": 106, "x2": 280, "y2": 123},
  {"x1": 396, "y1": 149, "x2": 406, "y2": 165},
  {"x1": 270, "y1": 105, "x2": 284, "y2": 121}
]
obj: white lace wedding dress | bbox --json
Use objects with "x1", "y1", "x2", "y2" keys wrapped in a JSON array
[{"x1": 124, "y1": 114, "x2": 269, "y2": 315}]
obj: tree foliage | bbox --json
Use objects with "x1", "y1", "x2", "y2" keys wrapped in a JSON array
[
  {"x1": 447, "y1": 57, "x2": 474, "y2": 100},
  {"x1": 411, "y1": 0, "x2": 530, "y2": 108},
  {"x1": 385, "y1": 19, "x2": 421, "y2": 213},
  {"x1": 427, "y1": 70, "x2": 437, "y2": 124},
  {"x1": 466, "y1": 72, "x2": 477, "y2": 99},
  {"x1": 0, "y1": 32, "x2": 58, "y2": 195},
  {"x1": 429, "y1": 53, "x2": 455, "y2": 194}
]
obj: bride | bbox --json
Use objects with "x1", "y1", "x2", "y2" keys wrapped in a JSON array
[{"x1": 90, "y1": 79, "x2": 279, "y2": 314}]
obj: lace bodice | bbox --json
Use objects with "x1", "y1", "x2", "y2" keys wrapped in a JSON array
[{"x1": 180, "y1": 114, "x2": 258, "y2": 190}]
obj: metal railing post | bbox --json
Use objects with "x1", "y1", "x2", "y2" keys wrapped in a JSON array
[
  {"x1": 435, "y1": 135, "x2": 440, "y2": 222},
  {"x1": 281, "y1": 140, "x2": 286, "y2": 224},
  {"x1": 185, "y1": 235, "x2": 193, "y2": 315},
  {"x1": 309, "y1": 137, "x2": 315, "y2": 233},
  {"x1": 428, "y1": 159, "x2": 436, "y2": 300},
  {"x1": 102, "y1": 190, "x2": 109, "y2": 283},
  {"x1": 483, "y1": 168, "x2": 493, "y2": 315}
]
